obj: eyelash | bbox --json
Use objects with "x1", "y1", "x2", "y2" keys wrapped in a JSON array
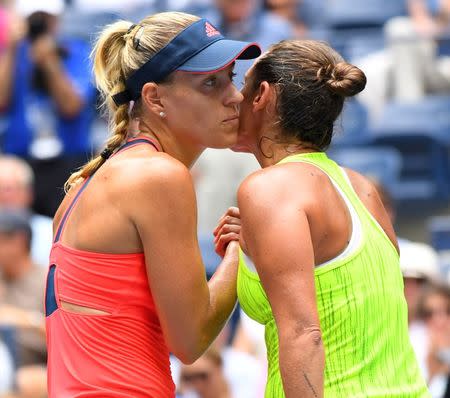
[{"x1": 204, "y1": 72, "x2": 237, "y2": 87}]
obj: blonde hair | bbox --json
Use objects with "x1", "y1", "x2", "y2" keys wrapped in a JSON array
[{"x1": 65, "y1": 12, "x2": 200, "y2": 191}]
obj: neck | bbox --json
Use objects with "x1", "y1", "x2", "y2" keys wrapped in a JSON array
[
  {"x1": 136, "y1": 120, "x2": 204, "y2": 169},
  {"x1": 251, "y1": 136, "x2": 319, "y2": 168}
]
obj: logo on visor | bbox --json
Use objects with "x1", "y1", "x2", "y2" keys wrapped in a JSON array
[{"x1": 205, "y1": 22, "x2": 220, "y2": 37}]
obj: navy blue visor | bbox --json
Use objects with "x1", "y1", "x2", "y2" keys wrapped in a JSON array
[{"x1": 112, "y1": 19, "x2": 261, "y2": 106}]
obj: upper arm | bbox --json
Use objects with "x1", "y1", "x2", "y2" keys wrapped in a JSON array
[
  {"x1": 238, "y1": 173, "x2": 320, "y2": 337},
  {"x1": 128, "y1": 157, "x2": 208, "y2": 354}
]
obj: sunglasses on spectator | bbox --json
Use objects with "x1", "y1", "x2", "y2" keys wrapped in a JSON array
[
  {"x1": 181, "y1": 371, "x2": 211, "y2": 383},
  {"x1": 423, "y1": 307, "x2": 450, "y2": 320}
]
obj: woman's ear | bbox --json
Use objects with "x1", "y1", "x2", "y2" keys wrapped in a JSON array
[
  {"x1": 141, "y1": 82, "x2": 165, "y2": 116},
  {"x1": 253, "y1": 81, "x2": 272, "y2": 112}
]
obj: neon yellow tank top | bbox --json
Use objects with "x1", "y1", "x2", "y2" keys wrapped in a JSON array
[{"x1": 237, "y1": 152, "x2": 430, "y2": 397}]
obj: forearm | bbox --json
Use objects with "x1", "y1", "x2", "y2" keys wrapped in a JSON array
[
  {"x1": 0, "y1": 45, "x2": 16, "y2": 110},
  {"x1": 41, "y1": 56, "x2": 84, "y2": 117},
  {"x1": 279, "y1": 329, "x2": 325, "y2": 398},
  {"x1": 200, "y1": 249, "x2": 238, "y2": 348}
]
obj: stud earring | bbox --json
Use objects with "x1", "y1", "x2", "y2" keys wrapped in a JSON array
[{"x1": 159, "y1": 112, "x2": 166, "y2": 118}]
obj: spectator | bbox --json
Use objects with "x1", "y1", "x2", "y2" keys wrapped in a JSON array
[
  {"x1": 0, "y1": 210, "x2": 46, "y2": 368},
  {"x1": 418, "y1": 283, "x2": 450, "y2": 397},
  {"x1": 263, "y1": 0, "x2": 307, "y2": 38},
  {"x1": 0, "y1": 0, "x2": 96, "y2": 217},
  {"x1": 387, "y1": 0, "x2": 450, "y2": 101},
  {"x1": 201, "y1": 0, "x2": 294, "y2": 86},
  {"x1": 172, "y1": 320, "x2": 264, "y2": 398},
  {"x1": 399, "y1": 241, "x2": 441, "y2": 378},
  {"x1": 178, "y1": 347, "x2": 233, "y2": 398},
  {"x1": 0, "y1": 155, "x2": 52, "y2": 267},
  {"x1": 357, "y1": 0, "x2": 450, "y2": 121}
]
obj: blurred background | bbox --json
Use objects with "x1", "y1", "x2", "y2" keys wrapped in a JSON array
[{"x1": 0, "y1": 0, "x2": 449, "y2": 397}]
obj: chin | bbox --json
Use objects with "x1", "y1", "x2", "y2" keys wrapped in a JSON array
[{"x1": 210, "y1": 128, "x2": 239, "y2": 149}]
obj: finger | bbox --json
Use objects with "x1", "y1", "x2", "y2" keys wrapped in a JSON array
[
  {"x1": 215, "y1": 232, "x2": 240, "y2": 255},
  {"x1": 214, "y1": 224, "x2": 241, "y2": 243},
  {"x1": 215, "y1": 234, "x2": 233, "y2": 257},
  {"x1": 213, "y1": 215, "x2": 241, "y2": 236},
  {"x1": 213, "y1": 207, "x2": 241, "y2": 234}
]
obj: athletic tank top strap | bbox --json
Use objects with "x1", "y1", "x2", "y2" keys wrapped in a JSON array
[
  {"x1": 53, "y1": 137, "x2": 160, "y2": 244},
  {"x1": 111, "y1": 136, "x2": 161, "y2": 156}
]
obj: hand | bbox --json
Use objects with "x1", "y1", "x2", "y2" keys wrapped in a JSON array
[
  {"x1": 213, "y1": 206, "x2": 241, "y2": 257},
  {"x1": 5, "y1": 11, "x2": 27, "y2": 47},
  {"x1": 30, "y1": 35, "x2": 58, "y2": 66}
]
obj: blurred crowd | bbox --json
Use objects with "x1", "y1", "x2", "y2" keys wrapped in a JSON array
[{"x1": 0, "y1": 0, "x2": 449, "y2": 397}]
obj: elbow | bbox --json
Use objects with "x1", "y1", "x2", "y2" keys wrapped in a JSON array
[
  {"x1": 169, "y1": 333, "x2": 209, "y2": 365},
  {"x1": 0, "y1": 99, "x2": 9, "y2": 112},
  {"x1": 171, "y1": 345, "x2": 203, "y2": 365},
  {"x1": 60, "y1": 104, "x2": 82, "y2": 119},
  {"x1": 59, "y1": 98, "x2": 84, "y2": 119},
  {"x1": 280, "y1": 324, "x2": 324, "y2": 353}
]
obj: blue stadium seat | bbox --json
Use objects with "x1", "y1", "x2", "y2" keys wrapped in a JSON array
[
  {"x1": 60, "y1": 10, "x2": 122, "y2": 42},
  {"x1": 327, "y1": 146, "x2": 402, "y2": 190},
  {"x1": 373, "y1": 96, "x2": 450, "y2": 144},
  {"x1": 428, "y1": 216, "x2": 450, "y2": 251},
  {"x1": 437, "y1": 31, "x2": 450, "y2": 56},
  {"x1": 332, "y1": 99, "x2": 370, "y2": 146},
  {"x1": 368, "y1": 132, "x2": 450, "y2": 203},
  {"x1": 325, "y1": 0, "x2": 406, "y2": 29},
  {"x1": 0, "y1": 326, "x2": 18, "y2": 370}
]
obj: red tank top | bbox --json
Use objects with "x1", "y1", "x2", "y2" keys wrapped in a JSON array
[{"x1": 45, "y1": 138, "x2": 175, "y2": 397}]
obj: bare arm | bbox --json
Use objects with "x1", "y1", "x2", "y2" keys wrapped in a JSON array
[
  {"x1": 408, "y1": 0, "x2": 443, "y2": 34},
  {"x1": 0, "y1": 45, "x2": 17, "y2": 111},
  {"x1": 31, "y1": 35, "x2": 84, "y2": 118},
  {"x1": 130, "y1": 156, "x2": 239, "y2": 363},
  {"x1": 0, "y1": 12, "x2": 26, "y2": 110},
  {"x1": 238, "y1": 171, "x2": 325, "y2": 398}
]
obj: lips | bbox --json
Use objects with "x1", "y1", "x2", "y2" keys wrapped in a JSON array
[{"x1": 223, "y1": 115, "x2": 239, "y2": 122}]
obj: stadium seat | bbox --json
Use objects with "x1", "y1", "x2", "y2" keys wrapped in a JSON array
[
  {"x1": 60, "y1": 10, "x2": 121, "y2": 41},
  {"x1": 428, "y1": 216, "x2": 450, "y2": 251},
  {"x1": 0, "y1": 326, "x2": 18, "y2": 370},
  {"x1": 373, "y1": 96, "x2": 450, "y2": 144},
  {"x1": 368, "y1": 132, "x2": 450, "y2": 203},
  {"x1": 332, "y1": 99, "x2": 370, "y2": 146},
  {"x1": 327, "y1": 146, "x2": 402, "y2": 190},
  {"x1": 325, "y1": 0, "x2": 406, "y2": 29}
]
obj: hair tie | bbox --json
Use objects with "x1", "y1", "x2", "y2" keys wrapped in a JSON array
[
  {"x1": 100, "y1": 148, "x2": 113, "y2": 160},
  {"x1": 127, "y1": 24, "x2": 137, "y2": 35},
  {"x1": 133, "y1": 26, "x2": 145, "y2": 50}
]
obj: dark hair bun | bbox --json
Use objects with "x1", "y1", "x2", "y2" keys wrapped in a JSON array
[{"x1": 326, "y1": 62, "x2": 367, "y2": 97}]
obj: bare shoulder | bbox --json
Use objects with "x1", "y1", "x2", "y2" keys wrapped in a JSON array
[
  {"x1": 113, "y1": 152, "x2": 193, "y2": 197},
  {"x1": 238, "y1": 162, "x2": 324, "y2": 207},
  {"x1": 342, "y1": 168, "x2": 379, "y2": 198},
  {"x1": 343, "y1": 167, "x2": 399, "y2": 253}
]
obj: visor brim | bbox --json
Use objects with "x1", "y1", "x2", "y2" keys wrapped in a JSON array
[{"x1": 177, "y1": 39, "x2": 261, "y2": 74}]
